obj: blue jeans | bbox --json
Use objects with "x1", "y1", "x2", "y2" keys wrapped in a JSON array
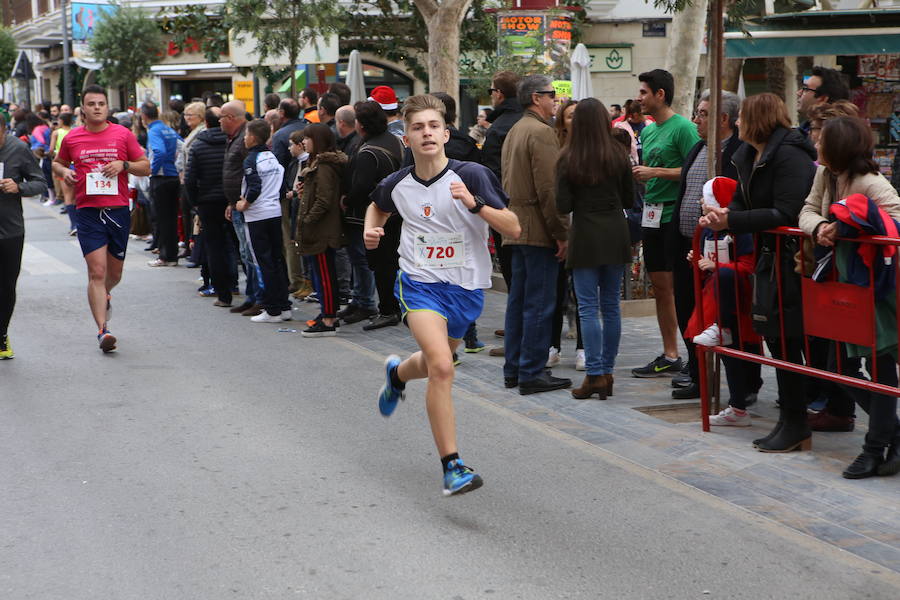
[
  {"x1": 231, "y1": 210, "x2": 260, "y2": 304},
  {"x1": 504, "y1": 245, "x2": 560, "y2": 382},
  {"x1": 573, "y1": 265, "x2": 624, "y2": 375},
  {"x1": 346, "y1": 226, "x2": 377, "y2": 310}
]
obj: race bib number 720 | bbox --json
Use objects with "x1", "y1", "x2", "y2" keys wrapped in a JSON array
[{"x1": 414, "y1": 232, "x2": 465, "y2": 269}]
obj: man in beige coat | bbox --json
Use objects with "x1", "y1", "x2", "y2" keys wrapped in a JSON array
[{"x1": 500, "y1": 74, "x2": 571, "y2": 395}]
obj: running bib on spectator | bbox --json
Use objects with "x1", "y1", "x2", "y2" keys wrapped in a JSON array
[
  {"x1": 414, "y1": 232, "x2": 465, "y2": 269},
  {"x1": 704, "y1": 238, "x2": 732, "y2": 264},
  {"x1": 86, "y1": 172, "x2": 118, "y2": 196},
  {"x1": 642, "y1": 202, "x2": 663, "y2": 228}
]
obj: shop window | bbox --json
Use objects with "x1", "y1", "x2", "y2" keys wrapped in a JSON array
[{"x1": 336, "y1": 60, "x2": 414, "y2": 100}]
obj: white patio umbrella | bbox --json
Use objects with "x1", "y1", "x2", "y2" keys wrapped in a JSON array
[
  {"x1": 570, "y1": 43, "x2": 593, "y2": 101},
  {"x1": 346, "y1": 49, "x2": 366, "y2": 104}
]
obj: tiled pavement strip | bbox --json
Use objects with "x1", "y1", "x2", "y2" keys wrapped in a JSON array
[{"x1": 290, "y1": 285, "x2": 900, "y2": 574}]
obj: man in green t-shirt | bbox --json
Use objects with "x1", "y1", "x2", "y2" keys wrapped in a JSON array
[{"x1": 631, "y1": 69, "x2": 701, "y2": 378}]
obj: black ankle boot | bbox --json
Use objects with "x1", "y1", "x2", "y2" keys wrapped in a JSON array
[
  {"x1": 756, "y1": 415, "x2": 811, "y2": 453},
  {"x1": 879, "y1": 437, "x2": 900, "y2": 476},
  {"x1": 843, "y1": 451, "x2": 884, "y2": 479},
  {"x1": 753, "y1": 419, "x2": 783, "y2": 448}
]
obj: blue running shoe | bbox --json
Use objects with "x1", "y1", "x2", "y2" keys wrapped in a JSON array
[
  {"x1": 378, "y1": 354, "x2": 405, "y2": 417},
  {"x1": 443, "y1": 459, "x2": 483, "y2": 496},
  {"x1": 98, "y1": 329, "x2": 117, "y2": 353}
]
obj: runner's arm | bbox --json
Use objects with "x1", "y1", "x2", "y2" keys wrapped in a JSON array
[
  {"x1": 363, "y1": 203, "x2": 391, "y2": 250},
  {"x1": 126, "y1": 156, "x2": 150, "y2": 176},
  {"x1": 449, "y1": 181, "x2": 520, "y2": 240}
]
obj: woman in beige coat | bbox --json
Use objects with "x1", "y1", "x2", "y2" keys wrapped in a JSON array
[{"x1": 799, "y1": 115, "x2": 900, "y2": 479}]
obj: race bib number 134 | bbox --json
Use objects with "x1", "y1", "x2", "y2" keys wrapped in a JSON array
[{"x1": 414, "y1": 232, "x2": 465, "y2": 269}]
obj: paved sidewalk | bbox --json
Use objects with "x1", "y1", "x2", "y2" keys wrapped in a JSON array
[{"x1": 291, "y1": 284, "x2": 900, "y2": 574}]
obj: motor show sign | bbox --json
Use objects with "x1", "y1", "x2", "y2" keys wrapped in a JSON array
[{"x1": 498, "y1": 12, "x2": 573, "y2": 65}]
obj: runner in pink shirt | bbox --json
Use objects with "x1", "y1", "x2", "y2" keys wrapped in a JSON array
[{"x1": 53, "y1": 85, "x2": 149, "y2": 353}]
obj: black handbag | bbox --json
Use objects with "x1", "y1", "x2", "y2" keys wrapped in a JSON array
[{"x1": 751, "y1": 238, "x2": 804, "y2": 339}]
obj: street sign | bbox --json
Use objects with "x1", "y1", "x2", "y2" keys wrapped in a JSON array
[
  {"x1": 552, "y1": 80, "x2": 572, "y2": 99},
  {"x1": 588, "y1": 47, "x2": 632, "y2": 73},
  {"x1": 233, "y1": 80, "x2": 255, "y2": 114}
]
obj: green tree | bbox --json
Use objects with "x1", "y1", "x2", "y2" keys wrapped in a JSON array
[
  {"x1": 157, "y1": 4, "x2": 230, "y2": 65},
  {"x1": 89, "y1": 3, "x2": 163, "y2": 106},
  {"x1": 226, "y1": 0, "x2": 344, "y2": 98},
  {"x1": 0, "y1": 27, "x2": 16, "y2": 83}
]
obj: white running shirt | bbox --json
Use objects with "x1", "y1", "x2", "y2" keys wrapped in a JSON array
[{"x1": 371, "y1": 159, "x2": 507, "y2": 290}]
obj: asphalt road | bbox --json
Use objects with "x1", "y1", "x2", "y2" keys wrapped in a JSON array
[{"x1": 3, "y1": 202, "x2": 899, "y2": 599}]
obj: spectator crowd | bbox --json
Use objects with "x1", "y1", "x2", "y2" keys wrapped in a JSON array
[{"x1": 2, "y1": 67, "x2": 899, "y2": 481}]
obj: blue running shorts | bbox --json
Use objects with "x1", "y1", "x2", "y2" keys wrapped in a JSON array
[
  {"x1": 395, "y1": 271, "x2": 484, "y2": 340},
  {"x1": 76, "y1": 206, "x2": 131, "y2": 259}
]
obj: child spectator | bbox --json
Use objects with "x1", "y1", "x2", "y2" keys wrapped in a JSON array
[
  {"x1": 685, "y1": 177, "x2": 762, "y2": 426},
  {"x1": 235, "y1": 119, "x2": 291, "y2": 323},
  {"x1": 296, "y1": 123, "x2": 348, "y2": 337}
]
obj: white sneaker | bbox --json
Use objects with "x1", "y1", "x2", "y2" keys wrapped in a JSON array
[
  {"x1": 575, "y1": 349, "x2": 586, "y2": 371},
  {"x1": 280, "y1": 310, "x2": 293, "y2": 321},
  {"x1": 692, "y1": 323, "x2": 733, "y2": 347},
  {"x1": 147, "y1": 259, "x2": 177, "y2": 267},
  {"x1": 546, "y1": 346, "x2": 560, "y2": 368},
  {"x1": 251, "y1": 311, "x2": 288, "y2": 323},
  {"x1": 709, "y1": 406, "x2": 751, "y2": 427}
]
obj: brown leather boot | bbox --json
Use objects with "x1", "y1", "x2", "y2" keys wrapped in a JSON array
[
  {"x1": 572, "y1": 375, "x2": 608, "y2": 400},
  {"x1": 606, "y1": 374, "x2": 614, "y2": 397}
]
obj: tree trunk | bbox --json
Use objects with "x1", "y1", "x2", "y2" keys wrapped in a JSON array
[
  {"x1": 665, "y1": 0, "x2": 708, "y2": 117},
  {"x1": 765, "y1": 56, "x2": 785, "y2": 100},
  {"x1": 723, "y1": 58, "x2": 743, "y2": 92},
  {"x1": 414, "y1": 0, "x2": 472, "y2": 106}
]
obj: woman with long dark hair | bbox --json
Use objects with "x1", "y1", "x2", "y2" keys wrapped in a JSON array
[
  {"x1": 297, "y1": 123, "x2": 348, "y2": 337},
  {"x1": 556, "y1": 98, "x2": 633, "y2": 399}
]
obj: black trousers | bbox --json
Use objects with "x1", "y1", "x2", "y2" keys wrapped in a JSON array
[
  {"x1": 0, "y1": 235, "x2": 24, "y2": 338},
  {"x1": 673, "y1": 236, "x2": 697, "y2": 381},
  {"x1": 491, "y1": 228, "x2": 512, "y2": 289},
  {"x1": 309, "y1": 248, "x2": 340, "y2": 319},
  {"x1": 368, "y1": 213, "x2": 401, "y2": 316},
  {"x1": 766, "y1": 336, "x2": 808, "y2": 419},
  {"x1": 551, "y1": 268, "x2": 583, "y2": 350},
  {"x1": 196, "y1": 204, "x2": 233, "y2": 305},
  {"x1": 721, "y1": 344, "x2": 764, "y2": 409},
  {"x1": 247, "y1": 216, "x2": 291, "y2": 316},
  {"x1": 837, "y1": 346, "x2": 900, "y2": 452},
  {"x1": 151, "y1": 176, "x2": 181, "y2": 262}
]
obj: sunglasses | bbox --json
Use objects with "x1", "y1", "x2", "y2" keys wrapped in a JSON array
[
  {"x1": 488, "y1": 88, "x2": 499, "y2": 94},
  {"x1": 535, "y1": 90, "x2": 557, "y2": 99}
]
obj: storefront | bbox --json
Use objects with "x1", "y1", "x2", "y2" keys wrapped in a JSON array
[{"x1": 726, "y1": 9, "x2": 900, "y2": 180}]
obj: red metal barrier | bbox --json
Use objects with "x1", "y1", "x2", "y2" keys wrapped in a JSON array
[{"x1": 691, "y1": 226, "x2": 900, "y2": 432}]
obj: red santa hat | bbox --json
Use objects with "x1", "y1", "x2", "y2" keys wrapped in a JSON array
[
  {"x1": 702, "y1": 176, "x2": 738, "y2": 209},
  {"x1": 368, "y1": 86, "x2": 399, "y2": 110}
]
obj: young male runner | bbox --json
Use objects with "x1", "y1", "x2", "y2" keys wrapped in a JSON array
[
  {"x1": 364, "y1": 94, "x2": 521, "y2": 496},
  {"x1": 53, "y1": 85, "x2": 150, "y2": 352}
]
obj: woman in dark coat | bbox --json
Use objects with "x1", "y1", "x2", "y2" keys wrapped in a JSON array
[
  {"x1": 297, "y1": 123, "x2": 348, "y2": 337},
  {"x1": 556, "y1": 98, "x2": 634, "y2": 400},
  {"x1": 701, "y1": 93, "x2": 817, "y2": 453}
]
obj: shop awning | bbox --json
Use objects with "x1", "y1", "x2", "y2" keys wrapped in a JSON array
[
  {"x1": 278, "y1": 70, "x2": 307, "y2": 94},
  {"x1": 725, "y1": 9, "x2": 900, "y2": 58},
  {"x1": 726, "y1": 30, "x2": 900, "y2": 58}
]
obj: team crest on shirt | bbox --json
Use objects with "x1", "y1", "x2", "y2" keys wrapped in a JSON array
[{"x1": 421, "y1": 202, "x2": 433, "y2": 219}]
